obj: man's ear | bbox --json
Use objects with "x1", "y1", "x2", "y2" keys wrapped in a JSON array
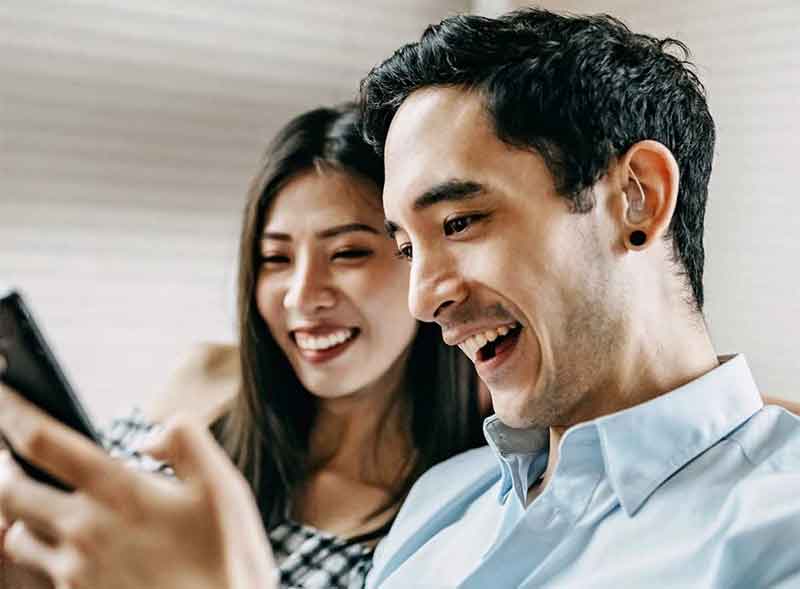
[{"x1": 616, "y1": 140, "x2": 680, "y2": 251}]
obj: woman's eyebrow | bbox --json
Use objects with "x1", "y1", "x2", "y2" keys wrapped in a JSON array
[
  {"x1": 261, "y1": 223, "x2": 381, "y2": 242},
  {"x1": 316, "y1": 223, "x2": 381, "y2": 239},
  {"x1": 261, "y1": 232, "x2": 291, "y2": 242}
]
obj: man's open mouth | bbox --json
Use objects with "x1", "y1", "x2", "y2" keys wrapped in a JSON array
[{"x1": 458, "y1": 322, "x2": 522, "y2": 362}]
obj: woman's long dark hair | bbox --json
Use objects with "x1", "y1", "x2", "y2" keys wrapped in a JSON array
[{"x1": 217, "y1": 103, "x2": 484, "y2": 529}]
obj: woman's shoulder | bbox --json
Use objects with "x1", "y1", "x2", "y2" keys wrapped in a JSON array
[{"x1": 148, "y1": 342, "x2": 240, "y2": 426}]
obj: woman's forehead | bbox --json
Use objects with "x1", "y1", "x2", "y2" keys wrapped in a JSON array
[{"x1": 265, "y1": 169, "x2": 383, "y2": 233}]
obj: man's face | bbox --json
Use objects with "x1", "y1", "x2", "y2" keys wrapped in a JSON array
[{"x1": 383, "y1": 87, "x2": 625, "y2": 429}]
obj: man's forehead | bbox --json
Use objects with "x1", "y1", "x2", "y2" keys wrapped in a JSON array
[
  {"x1": 382, "y1": 87, "x2": 497, "y2": 219},
  {"x1": 385, "y1": 87, "x2": 488, "y2": 150}
]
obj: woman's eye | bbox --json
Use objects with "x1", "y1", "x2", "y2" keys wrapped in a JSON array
[
  {"x1": 395, "y1": 244, "x2": 413, "y2": 261},
  {"x1": 443, "y1": 214, "x2": 483, "y2": 236},
  {"x1": 332, "y1": 249, "x2": 372, "y2": 261},
  {"x1": 260, "y1": 254, "x2": 290, "y2": 265}
]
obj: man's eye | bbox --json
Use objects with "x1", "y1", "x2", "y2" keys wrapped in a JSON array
[
  {"x1": 443, "y1": 214, "x2": 483, "y2": 236},
  {"x1": 395, "y1": 244, "x2": 413, "y2": 261},
  {"x1": 332, "y1": 249, "x2": 372, "y2": 261}
]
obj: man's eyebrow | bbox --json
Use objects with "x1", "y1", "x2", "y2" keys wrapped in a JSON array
[
  {"x1": 261, "y1": 223, "x2": 380, "y2": 242},
  {"x1": 384, "y1": 180, "x2": 485, "y2": 240},
  {"x1": 413, "y1": 180, "x2": 484, "y2": 210}
]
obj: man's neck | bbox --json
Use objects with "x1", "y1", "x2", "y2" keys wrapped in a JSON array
[{"x1": 530, "y1": 313, "x2": 720, "y2": 503}]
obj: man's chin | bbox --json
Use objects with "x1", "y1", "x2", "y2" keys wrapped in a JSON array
[
  {"x1": 492, "y1": 401, "x2": 544, "y2": 430},
  {"x1": 488, "y1": 382, "x2": 548, "y2": 430}
]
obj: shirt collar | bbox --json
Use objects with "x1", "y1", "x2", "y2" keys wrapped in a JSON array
[
  {"x1": 596, "y1": 354, "x2": 762, "y2": 515},
  {"x1": 484, "y1": 415, "x2": 548, "y2": 505},
  {"x1": 483, "y1": 354, "x2": 763, "y2": 514}
]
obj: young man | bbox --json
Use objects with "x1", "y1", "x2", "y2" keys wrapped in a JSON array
[
  {"x1": 0, "y1": 8, "x2": 798, "y2": 589},
  {"x1": 357, "y1": 8, "x2": 800, "y2": 587}
]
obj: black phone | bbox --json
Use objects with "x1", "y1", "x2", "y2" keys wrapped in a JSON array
[{"x1": 0, "y1": 289, "x2": 102, "y2": 491}]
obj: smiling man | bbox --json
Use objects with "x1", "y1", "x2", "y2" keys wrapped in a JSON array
[{"x1": 359, "y1": 8, "x2": 800, "y2": 588}]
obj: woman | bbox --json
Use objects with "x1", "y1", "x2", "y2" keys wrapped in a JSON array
[
  {"x1": 0, "y1": 103, "x2": 484, "y2": 588},
  {"x1": 213, "y1": 102, "x2": 482, "y2": 582}
]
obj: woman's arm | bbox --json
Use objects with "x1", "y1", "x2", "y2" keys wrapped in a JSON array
[
  {"x1": 148, "y1": 342, "x2": 239, "y2": 426},
  {"x1": 763, "y1": 395, "x2": 800, "y2": 415},
  {"x1": 0, "y1": 383, "x2": 276, "y2": 589}
]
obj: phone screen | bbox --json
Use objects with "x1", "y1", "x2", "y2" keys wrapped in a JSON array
[{"x1": 0, "y1": 289, "x2": 102, "y2": 490}]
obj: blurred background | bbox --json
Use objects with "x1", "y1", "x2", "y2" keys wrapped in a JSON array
[{"x1": 1, "y1": 0, "x2": 798, "y2": 422}]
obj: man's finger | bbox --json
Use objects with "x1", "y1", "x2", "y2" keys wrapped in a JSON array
[
  {"x1": 0, "y1": 455, "x2": 73, "y2": 542},
  {"x1": 3, "y1": 521, "x2": 61, "y2": 581},
  {"x1": 0, "y1": 384, "x2": 132, "y2": 505},
  {"x1": 145, "y1": 418, "x2": 232, "y2": 483}
]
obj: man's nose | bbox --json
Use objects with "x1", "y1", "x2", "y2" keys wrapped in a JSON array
[{"x1": 408, "y1": 246, "x2": 467, "y2": 323}]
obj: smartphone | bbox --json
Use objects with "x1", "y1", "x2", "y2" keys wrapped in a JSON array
[{"x1": 0, "y1": 289, "x2": 102, "y2": 491}]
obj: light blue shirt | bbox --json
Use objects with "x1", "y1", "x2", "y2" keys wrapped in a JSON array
[{"x1": 368, "y1": 355, "x2": 800, "y2": 588}]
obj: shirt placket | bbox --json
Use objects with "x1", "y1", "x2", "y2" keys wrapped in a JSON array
[{"x1": 461, "y1": 435, "x2": 605, "y2": 588}]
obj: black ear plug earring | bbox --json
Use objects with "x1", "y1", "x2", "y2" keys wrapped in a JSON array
[
  {"x1": 629, "y1": 230, "x2": 647, "y2": 247},
  {"x1": 626, "y1": 171, "x2": 648, "y2": 249}
]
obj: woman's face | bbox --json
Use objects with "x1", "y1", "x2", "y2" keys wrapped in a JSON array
[{"x1": 256, "y1": 168, "x2": 418, "y2": 400}]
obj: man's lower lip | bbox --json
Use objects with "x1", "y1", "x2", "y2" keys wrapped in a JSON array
[
  {"x1": 474, "y1": 329, "x2": 521, "y2": 379},
  {"x1": 296, "y1": 335, "x2": 357, "y2": 364}
]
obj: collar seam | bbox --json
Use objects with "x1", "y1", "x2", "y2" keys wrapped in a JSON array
[{"x1": 620, "y1": 438, "x2": 728, "y2": 515}]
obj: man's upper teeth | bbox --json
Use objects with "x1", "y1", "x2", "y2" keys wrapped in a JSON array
[
  {"x1": 457, "y1": 323, "x2": 516, "y2": 359},
  {"x1": 296, "y1": 329, "x2": 354, "y2": 351}
]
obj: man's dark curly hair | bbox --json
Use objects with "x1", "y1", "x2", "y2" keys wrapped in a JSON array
[{"x1": 359, "y1": 8, "x2": 715, "y2": 311}]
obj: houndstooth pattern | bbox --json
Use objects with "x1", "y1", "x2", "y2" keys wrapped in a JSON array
[
  {"x1": 271, "y1": 520, "x2": 373, "y2": 589},
  {"x1": 102, "y1": 408, "x2": 173, "y2": 475}
]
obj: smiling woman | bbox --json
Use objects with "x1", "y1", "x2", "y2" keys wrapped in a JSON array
[
  {"x1": 256, "y1": 169, "x2": 418, "y2": 403},
  {"x1": 140, "y1": 104, "x2": 484, "y2": 587},
  {"x1": 226, "y1": 104, "x2": 483, "y2": 549}
]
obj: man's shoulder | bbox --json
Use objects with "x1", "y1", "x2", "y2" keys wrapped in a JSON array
[
  {"x1": 368, "y1": 446, "x2": 500, "y2": 587},
  {"x1": 399, "y1": 445, "x2": 499, "y2": 516},
  {"x1": 729, "y1": 405, "x2": 800, "y2": 471},
  {"x1": 417, "y1": 445, "x2": 498, "y2": 486},
  {"x1": 711, "y1": 408, "x2": 800, "y2": 588}
]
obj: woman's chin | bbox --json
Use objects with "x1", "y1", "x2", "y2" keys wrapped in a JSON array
[{"x1": 299, "y1": 377, "x2": 355, "y2": 400}]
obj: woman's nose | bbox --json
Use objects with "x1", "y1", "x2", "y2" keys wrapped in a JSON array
[{"x1": 282, "y1": 258, "x2": 336, "y2": 314}]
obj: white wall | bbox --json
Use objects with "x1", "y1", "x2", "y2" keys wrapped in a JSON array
[
  {"x1": 3, "y1": 1, "x2": 798, "y2": 425},
  {"x1": 510, "y1": 0, "x2": 800, "y2": 399},
  {"x1": 0, "y1": 0, "x2": 469, "y2": 423}
]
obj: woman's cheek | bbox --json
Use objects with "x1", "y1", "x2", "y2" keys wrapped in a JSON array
[{"x1": 254, "y1": 279, "x2": 280, "y2": 330}]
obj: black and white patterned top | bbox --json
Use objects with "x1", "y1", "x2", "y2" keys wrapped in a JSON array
[
  {"x1": 103, "y1": 410, "x2": 378, "y2": 589},
  {"x1": 271, "y1": 518, "x2": 381, "y2": 589}
]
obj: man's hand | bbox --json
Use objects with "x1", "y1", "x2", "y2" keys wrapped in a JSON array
[
  {"x1": 0, "y1": 383, "x2": 277, "y2": 589},
  {"x1": 1, "y1": 521, "x2": 54, "y2": 589}
]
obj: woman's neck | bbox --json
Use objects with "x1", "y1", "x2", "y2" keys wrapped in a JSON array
[
  {"x1": 292, "y1": 356, "x2": 414, "y2": 537},
  {"x1": 307, "y1": 353, "x2": 414, "y2": 488}
]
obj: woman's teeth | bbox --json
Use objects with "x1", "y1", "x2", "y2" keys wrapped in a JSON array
[
  {"x1": 458, "y1": 323, "x2": 518, "y2": 360},
  {"x1": 295, "y1": 328, "x2": 356, "y2": 351}
]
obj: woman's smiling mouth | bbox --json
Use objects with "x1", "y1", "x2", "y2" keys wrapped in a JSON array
[{"x1": 291, "y1": 327, "x2": 360, "y2": 364}]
